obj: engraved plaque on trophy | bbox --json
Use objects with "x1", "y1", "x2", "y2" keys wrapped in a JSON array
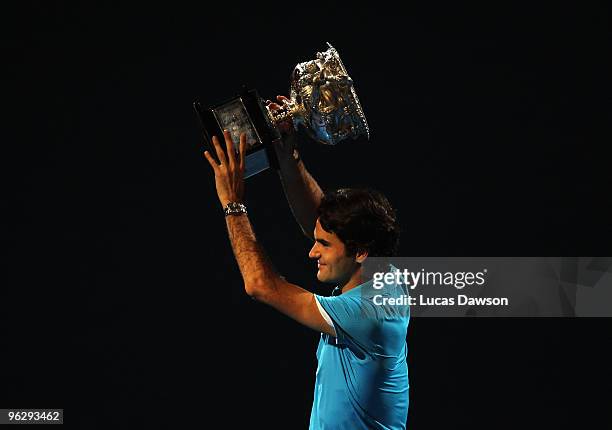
[{"x1": 194, "y1": 43, "x2": 369, "y2": 178}]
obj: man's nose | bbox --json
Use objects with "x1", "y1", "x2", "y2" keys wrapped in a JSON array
[{"x1": 309, "y1": 243, "x2": 320, "y2": 259}]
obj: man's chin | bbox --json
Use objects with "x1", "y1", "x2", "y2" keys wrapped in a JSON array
[{"x1": 316, "y1": 272, "x2": 335, "y2": 284}]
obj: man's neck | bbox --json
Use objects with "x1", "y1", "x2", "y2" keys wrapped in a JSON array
[{"x1": 340, "y1": 267, "x2": 365, "y2": 294}]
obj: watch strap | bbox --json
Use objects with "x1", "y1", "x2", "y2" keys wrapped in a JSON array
[{"x1": 223, "y1": 202, "x2": 247, "y2": 216}]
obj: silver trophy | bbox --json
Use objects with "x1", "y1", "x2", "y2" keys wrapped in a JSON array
[{"x1": 194, "y1": 43, "x2": 369, "y2": 178}]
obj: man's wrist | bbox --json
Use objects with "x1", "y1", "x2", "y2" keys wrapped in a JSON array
[{"x1": 220, "y1": 196, "x2": 243, "y2": 206}]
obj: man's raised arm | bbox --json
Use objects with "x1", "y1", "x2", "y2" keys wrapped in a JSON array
[
  {"x1": 269, "y1": 96, "x2": 323, "y2": 240},
  {"x1": 203, "y1": 130, "x2": 335, "y2": 337}
]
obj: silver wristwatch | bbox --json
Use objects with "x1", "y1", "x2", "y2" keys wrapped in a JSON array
[{"x1": 223, "y1": 202, "x2": 247, "y2": 217}]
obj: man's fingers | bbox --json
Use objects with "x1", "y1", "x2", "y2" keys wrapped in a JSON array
[
  {"x1": 267, "y1": 96, "x2": 289, "y2": 111},
  {"x1": 203, "y1": 150, "x2": 219, "y2": 173},
  {"x1": 223, "y1": 130, "x2": 236, "y2": 169},
  {"x1": 239, "y1": 133, "x2": 247, "y2": 171},
  {"x1": 212, "y1": 135, "x2": 227, "y2": 166}
]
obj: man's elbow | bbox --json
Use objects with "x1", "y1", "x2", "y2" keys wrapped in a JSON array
[{"x1": 244, "y1": 279, "x2": 270, "y2": 301}]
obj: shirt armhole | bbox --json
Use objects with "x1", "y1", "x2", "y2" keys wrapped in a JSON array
[{"x1": 315, "y1": 296, "x2": 337, "y2": 337}]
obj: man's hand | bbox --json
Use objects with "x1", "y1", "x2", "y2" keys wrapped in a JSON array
[
  {"x1": 266, "y1": 95, "x2": 293, "y2": 135},
  {"x1": 203, "y1": 130, "x2": 247, "y2": 207},
  {"x1": 266, "y1": 95, "x2": 299, "y2": 166}
]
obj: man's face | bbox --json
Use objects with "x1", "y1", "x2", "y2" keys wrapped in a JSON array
[{"x1": 309, "y1": 219, "x2": 358, "y2": 284}]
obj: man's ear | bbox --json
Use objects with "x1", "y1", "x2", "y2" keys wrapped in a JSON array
[{"x1": 355, "y1": 249, "x2": 369, "y2": 264}]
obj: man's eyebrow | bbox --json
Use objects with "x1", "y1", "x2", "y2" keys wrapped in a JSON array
[{"x1": 315, "y1": 238, "x2": 331, "y2": 246}]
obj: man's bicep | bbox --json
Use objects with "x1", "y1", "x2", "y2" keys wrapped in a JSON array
[{"x1": 256, "y1": 280, "x2": 336, "y2": 337}]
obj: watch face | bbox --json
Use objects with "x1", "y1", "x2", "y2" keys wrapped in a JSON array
[{"x1": 212, "y1": 98, "x2": 261, "y2": 152}]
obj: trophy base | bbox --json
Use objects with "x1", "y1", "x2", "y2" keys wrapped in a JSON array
[
  {"x1": 244, "y1": 148, "x2": 270, "y2": 179},
  {"x1": 194, "y1": 87, "x2": 279, "y2": 179}
]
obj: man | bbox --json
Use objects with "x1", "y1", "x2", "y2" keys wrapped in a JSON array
[{"x1": 203, "y1": 103, "x2": 409, "y2": 429}]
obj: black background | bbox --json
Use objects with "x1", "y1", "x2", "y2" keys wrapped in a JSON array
[{"x1": 3, "y1": 2, "x2": 610, "y2": 429}]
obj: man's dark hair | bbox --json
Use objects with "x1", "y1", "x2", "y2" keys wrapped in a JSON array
[{"x1": 317, "y1": 188, "x2": 400, "y2": 257}]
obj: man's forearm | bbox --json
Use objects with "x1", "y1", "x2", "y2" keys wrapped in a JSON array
[
  {"x1": 225, "y1": 213, "x2": 279, "y2": 298},
  {"x1": 224, "y1": 210, "x2": 336, "y2": 337},
  {"x1": 277, "y1": 152, "x2": 323, "y2": 239}
]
